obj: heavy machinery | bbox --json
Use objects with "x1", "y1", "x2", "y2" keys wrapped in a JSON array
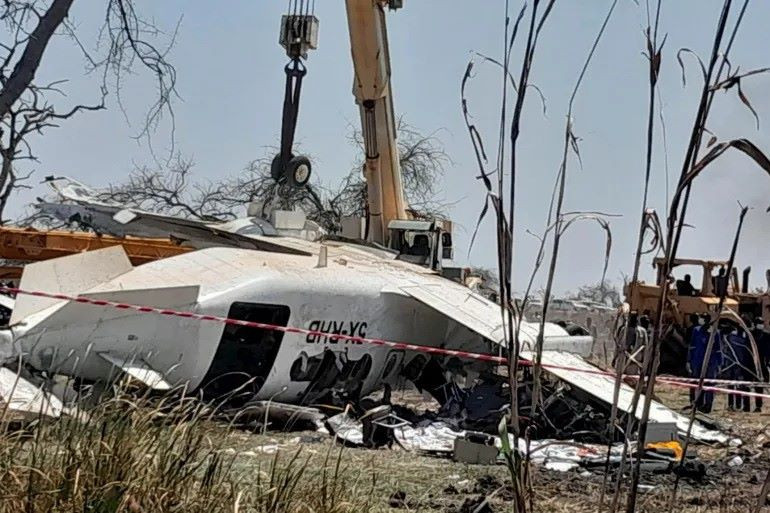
[
  {"x1": 625, "y1": 257, "x2": 770, "y2": 374},
  {"x1": 278, "y1": 0, "x2": 457, "y2": 276}
]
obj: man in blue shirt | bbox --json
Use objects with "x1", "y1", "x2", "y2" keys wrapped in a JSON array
[
  {"x1": 725, "y1": 325, "x2": 753, "y2": 412},
  {"x1": 687, "y1": 315, "x2": 722, "y2": 413}
]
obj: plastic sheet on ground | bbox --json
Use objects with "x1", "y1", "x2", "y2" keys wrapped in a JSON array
[
  {"x1": 518, "y1": 438, "x2": 633, "y2": 472},
  {"x1": 326, "y1": 411, "x2": 364, "y2": 445},
  {"x1": 326, "y1": 412, "x2": 466, "y2": 452},
  {"x1": 325, "y1": 412, "x2": 632, "y2": 474},
  {"x1": 395, "y1": 422, "x2": 466, "y2": 452}
]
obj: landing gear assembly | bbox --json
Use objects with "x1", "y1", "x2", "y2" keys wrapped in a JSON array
[
  {"x1": 271, "y1": 153, "x2": 312, "y2": 188},
  {"x1": 274, "y1": 4, "x2": 318, "y2": 188}
]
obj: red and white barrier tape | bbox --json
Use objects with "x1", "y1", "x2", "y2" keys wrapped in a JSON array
[
  {"x1": 0, "y1": 287, "x2": 507, "y2": 364},
  {"x1": 2, "y1": 286, "x2": 769, "y2": 399}
]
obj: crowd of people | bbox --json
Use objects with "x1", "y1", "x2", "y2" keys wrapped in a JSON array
[
  {"x1": 616, "y1": 308, "x2": 770, "y2": 415},
  {"x1": 686, "y1": 312, "x2": 770, "y2": 414}
]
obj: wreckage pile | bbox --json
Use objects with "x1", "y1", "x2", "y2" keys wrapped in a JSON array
[
  {"x1": 0, "y1": 178, "x2": 741, "y2": 487},
  {"x1": 0, "y1": 174, "x2": 758, "y2": 513}
]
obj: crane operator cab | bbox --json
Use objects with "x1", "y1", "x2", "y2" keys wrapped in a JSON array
[{"x1": 388, "y1": 219, "x2": 464, "y2": 282}]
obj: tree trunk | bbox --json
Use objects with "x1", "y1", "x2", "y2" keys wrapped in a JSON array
[
  {"x1": 0, "y1": 0, "x2": 76, "y2": 119},
  {"x1": 0, "y1": 149, "x2": 14, "y2": 223}
]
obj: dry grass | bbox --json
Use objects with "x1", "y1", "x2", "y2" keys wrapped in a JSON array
[
  {"x1": 0, "y1": 390, "x2": 379, "y2": 513},
  {"x1": 0, "y1": 385, "x2": 767, "y2": 512}
]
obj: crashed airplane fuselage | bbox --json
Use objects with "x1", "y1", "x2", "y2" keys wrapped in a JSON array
[{"x1": 6, "y1": 236, "x2": 592, "y2": 406}]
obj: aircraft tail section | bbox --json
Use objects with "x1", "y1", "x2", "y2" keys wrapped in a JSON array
[{"x1": 11, "y1": 245, "x2": 133, "y2": 325}]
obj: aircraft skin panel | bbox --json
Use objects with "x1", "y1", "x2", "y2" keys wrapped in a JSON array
[
  {"x1": 11, "y1": 245, "x2": 132, "y2": 325},
  {"x1": 524, "y1": 351, "x2": 727, "y2": 443},
  {"x1": 0, "y1": 367, "x2": 63, "y2": 418},
  {"x1": 98, "y1": 352, "x2": 173, "y2": 390},
  {"x1": 16, "y1": 285, "x2": 205, "y2": 386}
]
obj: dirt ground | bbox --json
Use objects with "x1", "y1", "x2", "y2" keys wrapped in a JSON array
[{"x1": 209, "y1": 385, "x2": 770, "y2": 512}]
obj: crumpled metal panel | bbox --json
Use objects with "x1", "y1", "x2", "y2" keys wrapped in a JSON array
[{"x1": 523, "y1": 350, "x2": 730, "y2": 444}]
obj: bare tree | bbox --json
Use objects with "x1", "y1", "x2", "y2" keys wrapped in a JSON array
[
  {"x1": 567, "y1": 281, "x2": 621, "y2": 307},
  {"x1": 0, "y1": 0, "x2": 177, "y2": 221},
  {"x1": 86, "y1": 119, "x2": 450, "y2": 234},
  {"x1": 349, "y1": 117, "x2": 450, "y2": 220}
]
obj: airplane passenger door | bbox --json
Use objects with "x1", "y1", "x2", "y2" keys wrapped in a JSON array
[{"x1": 200, "y1": 302, "x2": 290, "y2": 404}]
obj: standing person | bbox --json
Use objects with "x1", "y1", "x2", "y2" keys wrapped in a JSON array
[
  {"x1": 725, "y1": 323, "x2": 752, "y2": 412},
  {"x1": 753, "y1": 312, "x2": 770, "y2": 412},
  {"x1": 713, "y1": 267, "x2": 729, "y2": 297},
  {"x1": 614, "y1": 312, "x2": 638, "y2": 367},
  {"x1": 688, "y1": 315, "x2": 722, "y2": 413},
  {"x1": 676, "y1": 274, "x2": 697, "y2": 296},
  {"x1": 587, "y1": 316, "x2": 599, "y2": 357},
  {"x1": 685, "y1": 313, "x2": 700, "y2": 405}
]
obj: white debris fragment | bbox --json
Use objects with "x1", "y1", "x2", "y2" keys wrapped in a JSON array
[
  {"x1": 545, "y1": 461, "x2": 579, "y2": 472},
  {"x1": 326, "y1": 411, "x2": 364, "y2": 445},
  {"x1": 253, "y1": 445, "x2": 280, "y2": 454},
  {"x1": 0, "y1": 367, "x2": 62, "y2": 419}
]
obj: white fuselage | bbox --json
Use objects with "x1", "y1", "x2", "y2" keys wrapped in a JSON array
[{"x1": 11, "y1": 240, "x2": 588, "y2": 404}]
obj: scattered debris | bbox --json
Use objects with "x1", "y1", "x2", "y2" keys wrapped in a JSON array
[
  {"x1": 225, "y1": 400, "x2": 325, "y2": 431},
  {"x1": 453, "y1": 432, "x2": 499, "y2": 465},
  {"x1": 0, "y1": 367, "x2": 62, "y2": 421},
  {"x1": 524, "y1": 351, "x2": 733, "y2": 444}
]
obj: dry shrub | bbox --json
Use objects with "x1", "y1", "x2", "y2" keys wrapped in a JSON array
[{"x1": 0, "y1": 389, "x2": 376, "y2": 513}]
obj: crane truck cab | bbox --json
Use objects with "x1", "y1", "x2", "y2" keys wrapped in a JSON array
[{"x1": 388, "y1": 219, "x2": 464, "y2": 281}]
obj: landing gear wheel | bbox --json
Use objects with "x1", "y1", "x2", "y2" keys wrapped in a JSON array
[
  {"x1": 286, "y1": 155, "x2": 312, "y2": 188},
  {"x1": 271, "y1": 153, "x2": 290, "y2": 182}
]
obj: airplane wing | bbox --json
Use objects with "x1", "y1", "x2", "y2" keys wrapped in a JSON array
[
  {"x1": 398, "y1": 283, "x2": 593, "y2": 355},
  {"x1": 399, "y1": 283, "x2": 507, "y2": 344},
  {"x1": 394, "y1": 283, "x2": 722, "y2": 443},
  {"x1": 35, "y1": 202, "x2": 310, "y2": 256},
  {"x1": 524, "y1": 351, "x2": 727, "y2": 443},
  {"x1": 98, "y1": 352, "x2": 174, "y2": 390}
]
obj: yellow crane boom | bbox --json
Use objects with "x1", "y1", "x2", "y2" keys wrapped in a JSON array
[{"x1": 345, "y1": 0, "x2": 408, "y2": 245}]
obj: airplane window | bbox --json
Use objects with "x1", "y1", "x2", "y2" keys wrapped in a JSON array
[{"x1": 381, "y1": 352, "x2": 401, "y2": 380}]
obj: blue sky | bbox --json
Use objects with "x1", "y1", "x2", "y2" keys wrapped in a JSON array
[{"x1": 15, "y1": 1, "x2": 770, "y2": 294}]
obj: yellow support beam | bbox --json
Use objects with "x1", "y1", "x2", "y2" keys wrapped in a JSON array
[{"x1": 0, "y1": 226, "x2": 190, "y2": 268}]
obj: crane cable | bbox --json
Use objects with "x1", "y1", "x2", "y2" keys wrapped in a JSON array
[{"x1": 288, "y1": 0, "x2": 315, "y2": 17}]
